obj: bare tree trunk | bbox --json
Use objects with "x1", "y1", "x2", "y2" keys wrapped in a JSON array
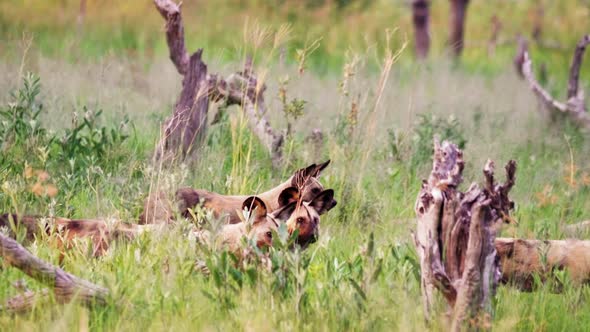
[
  {"x1": 487, "y1": 15, "x2": 501, "y2": 57},
  {"x1": 153, "y1": 0, "x2": 283, "y2": 167},
  {"x1": 156, "y1": 50, "x2": 209, "y2": 161},
  {"x1": 414, "y1": 139, "x2": 516, "y2": 330},
  {"x1": 448, "y1": 0, "x2": 470, "y2": 57},
  {"x1": 77, "y1": 0, "x2": 87, "y2": 30},
  {"x1": 412, "y1": 0, "x2": 430, "y2": 59},
  {"x1": 0, "y1": 234, "x2": 109, "y2": 310},
  {"x1": 154, "y1": 1, "x2": 208, "y2": 162}
]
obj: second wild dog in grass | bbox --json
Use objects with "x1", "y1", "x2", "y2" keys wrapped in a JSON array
[
  {"x1": 194, "y1": 195, "x2": 296, "y2": 254},
  {"x1": 277, "y1": 186, "x2": 335, "y2": 248},
  {"x1": 171, "y1": 160, "x2": 336, "y2": 225}
]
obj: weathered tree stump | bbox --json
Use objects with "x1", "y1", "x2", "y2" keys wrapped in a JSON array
[{"x1": 414, "y1": 139, "x2": 516, "y2": 330}]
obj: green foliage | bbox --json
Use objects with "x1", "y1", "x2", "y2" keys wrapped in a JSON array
[
  {"x1": 0, "y1": 73, "x2": 131, "y2": 211},
  {"x1": 389, "y1": 113, "x2": 467, "y2": 167},
  {"x1": 53, "y1": 108, "x2": 130, "y2": 174},
  {"x1": 0, "y1": 73, "x2": 47, "y2": 151}
]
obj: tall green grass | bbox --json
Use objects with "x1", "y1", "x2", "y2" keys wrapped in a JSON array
[{"x1": 1, "y1": 5, "x2": 590, "y2": 330}]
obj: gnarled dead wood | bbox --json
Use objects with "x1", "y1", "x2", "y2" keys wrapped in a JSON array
[
  {"x1": 154, "y1": 0, "x2": 189, "y2": 75},
  {"x1": 0, "y1": 233, "x2": 109, "y2": 309},
  {"x1": 153, "y1": 0, "x2": 283, "y2": 166},
  {"x1": 414, "y1": 140, "x2": 516, "y2": 330},
  {"x1": 515, "y1": 35, "x2": 590, "y2": 129}
]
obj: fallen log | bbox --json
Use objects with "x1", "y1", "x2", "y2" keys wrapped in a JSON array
[
  {"x1": 153, "y1": 0, "x2": 283, "y2": 167},
  {"x1": 515, "y1": 35, "x2": 590, "y2": 129},
  {"x1": 0, "y1": 233, "x2": 109, "y2": 311},
  {"x1": 414, "y1": 139, "x2": 516, "y2": 330}
]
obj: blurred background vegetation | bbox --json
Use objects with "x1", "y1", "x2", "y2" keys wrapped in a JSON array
[
  {"x1": 1, "y1": 1, "x2": 590, "y2": 330},
  {"x1": 2, "y1": 0, "x2": 589, "y2": 79}
]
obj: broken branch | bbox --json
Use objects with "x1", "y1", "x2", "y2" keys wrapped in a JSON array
[
  {"x1": 0, "y1": 233, "x2": 109, "y2": 308},
  {"x1": 516, "y1": 35, "x2": 590, "y2": 129}
]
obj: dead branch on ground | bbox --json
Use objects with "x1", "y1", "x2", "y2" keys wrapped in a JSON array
[{"x1": 0, "y1": 233, "x2": 109, "y2": 312}]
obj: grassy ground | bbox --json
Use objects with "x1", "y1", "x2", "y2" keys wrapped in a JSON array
[{"x1": 2, "y1": 1, "x2": 590, "y2": 331}]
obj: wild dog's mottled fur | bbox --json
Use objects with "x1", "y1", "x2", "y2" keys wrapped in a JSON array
[
  {"x1": 138, "y1": 190, "x2": 174, "y2": 224},
  {"x1": 175, "y1": 160, "x2": 337, "y2": 225},
  {"x1": 496, "y1": 237, "x2": 590, "y2": 289},
  {"x1": 196, "y1": 195, "x2": 296, "y2": 254},
  {"x1": 0, "y1": 213, "x2": 142, "y2": 258},
  {"x1": 277, "y1": 187, "x2": 335, "y2": 248}
]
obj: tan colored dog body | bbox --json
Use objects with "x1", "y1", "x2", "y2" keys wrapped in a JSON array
[
  {"x1": 195, "y1": 196, "x2": 295, "y2": 254},
  {"x1": 496, "y1": 237, "x2": 590, "y2": 289},
  {"x1": 175, "y1": 161, "x2": 336, "y2": 225},
  {"x1": 0, "y1": 213, "x2": 144, "y2": 259}
]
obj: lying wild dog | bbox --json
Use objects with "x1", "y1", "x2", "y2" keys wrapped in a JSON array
[
  {"x1": 175, "y1": 160, "x2": 337, "y2": 225},
  {"x1": 195, "y1": 196, "x2": 293, "y2": 253},
  {"x1": 195, "y1": 184, "x2": 333, "y2": 250},
  {"x1": 0, "y1": 213, "x2": 149, "y2": 259}
]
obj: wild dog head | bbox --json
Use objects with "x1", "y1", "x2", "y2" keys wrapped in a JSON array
[
  {"x1": 241, "y1": 196, "x2": 289, "y2": 249},
  {"x1": 291, "y1": 160, "x2": 337, "y2": 213},
  {"x1": 277, "y1": 187, "x2": 335, "y2": 248}
]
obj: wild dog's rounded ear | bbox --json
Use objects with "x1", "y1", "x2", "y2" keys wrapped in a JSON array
[
  {"x1": 278, "y1": 187, "x2": 300, "y2": 207},
  {"x1": 242, "y1": 196, "x2": 267, "y2": 222},
  {"x1": 309, "y1": 189, "x2": 336, "y2": 215},
  {"x1": 314, "y1": 160, "x2": 331, "y2": 177},
  {"x1": 272, "y1": 201, "x2": 297, "y2": 221}
]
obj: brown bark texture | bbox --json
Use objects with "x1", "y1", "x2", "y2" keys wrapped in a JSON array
[
  {"x1": 412, "y1": 0, "x2": 430, "y2": 59},
  {"x1": 0, "y1": 233, "x2": 109, "y2": 312},
  {"x1": 448, "y1": 0, "x2": 470, "y2": 57},
  {"x1": 414, "y1": 139, "x2": 516, "y2": 330},
  {"x1": 153, "y1": 0, "x2": 283, "y2": 167}
]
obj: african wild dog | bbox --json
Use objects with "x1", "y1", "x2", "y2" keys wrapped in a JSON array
[{"x1": 175, "y1": 160, "x2": 336, "y2": 225}]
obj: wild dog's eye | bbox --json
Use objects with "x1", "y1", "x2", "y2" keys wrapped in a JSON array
[
  {"x1": 266, "y1": 231, "x2": 272, "y2": 238},
  {"x1": 296, "y1": 217, "x2": 305, "y2": 225},
  {"x1": 312, "y1": 188, "x2": 320, "y2": 194}
]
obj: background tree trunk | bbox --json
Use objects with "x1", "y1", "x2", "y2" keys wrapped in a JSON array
[
  {"x1": 448, "y1": 0, "x2": 470, "y2": 57},
  {"x1": 412, "y1": 0, "x2": 430, "y2": 59}
]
